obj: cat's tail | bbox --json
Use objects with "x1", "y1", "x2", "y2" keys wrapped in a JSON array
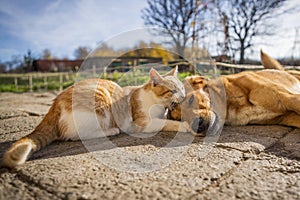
[{"x1": 1, "y1": 105, "x2": 61, "y2": 168}]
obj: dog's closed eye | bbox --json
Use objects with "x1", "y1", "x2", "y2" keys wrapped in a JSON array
[{"x1": 189, "y1": 94, "x2": 195, "y2": 105}]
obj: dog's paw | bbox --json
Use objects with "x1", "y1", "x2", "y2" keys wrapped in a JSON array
[
  {"x1": 107, "y1": 128, "x2": 120, "y2": 136},
  {"x1": 178, "y1": 121, "x2": 190, "y2": 132}
]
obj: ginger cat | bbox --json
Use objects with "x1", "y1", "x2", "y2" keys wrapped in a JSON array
[{"x1": 2, "y1": 67, "x2": 190, "y2": 168}]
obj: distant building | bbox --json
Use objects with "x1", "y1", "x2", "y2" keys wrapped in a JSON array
[
  {"x1": 31, "y1": 56, "x2": 163, "y2": 72},
  {"x1": 212, "y1": 54, "x2": 232, "y2": 63},
  {"x1": 32, "y1": 59, "x2": 83, "y2": 72},
  {"x1": 81, "y1": 56, "x2": 163, "y2": 72}
]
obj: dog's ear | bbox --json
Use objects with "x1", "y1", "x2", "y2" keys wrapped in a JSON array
[{"x1": 184, "y1": 76, "x2": 209, "y2": 91}]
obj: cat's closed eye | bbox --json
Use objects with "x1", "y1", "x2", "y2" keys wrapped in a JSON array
[{"x1": 161, "y1": 90, "x2": 174, "y2": 96}]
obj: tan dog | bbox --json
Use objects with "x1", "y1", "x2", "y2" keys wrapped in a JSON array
[{"x1": 169, "y1": 70, "x2": 300, "y2": 135}]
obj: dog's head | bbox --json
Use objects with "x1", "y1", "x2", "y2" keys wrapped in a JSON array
[{"x1": 169, "y1": 75, "x2": 219, "y2": 136}]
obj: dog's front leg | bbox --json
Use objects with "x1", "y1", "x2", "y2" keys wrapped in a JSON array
[{"x1": 142, "y1": 118, "x2": 190, "y2": 133}]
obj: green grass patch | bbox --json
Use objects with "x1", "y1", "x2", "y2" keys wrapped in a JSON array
[{"x1": 0, "y1": 70, "x2": 194, "y2": 92}]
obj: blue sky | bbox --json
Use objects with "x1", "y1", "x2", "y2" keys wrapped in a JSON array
[
  {"x1": 0, "y1": 0, "x2": 148, "y2": 62},
  {"x1": 0, "y1": 0, "x2": 299, "y2": 62}
]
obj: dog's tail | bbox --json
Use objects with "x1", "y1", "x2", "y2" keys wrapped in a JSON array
[
  {"x1": 260, "y1": 50, "x2": 300, "y2": 81},
  {"x1": 260, "y1": 50, "x2": 284, "y2": 70}
]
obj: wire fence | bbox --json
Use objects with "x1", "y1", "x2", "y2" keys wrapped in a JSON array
[
  {"x1": 1, "y1": 61, "x2": 299, "y2": 92},
  {"x1": 0, "y1": 64, "x2": 194, "y2": 92},
  {"x1": 0, "y1": 72, "x2": 75, "y2": 92}
]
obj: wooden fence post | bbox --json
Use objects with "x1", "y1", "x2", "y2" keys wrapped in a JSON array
[
  {"x1": 103, "y1": 66, "x2": 107, "y2": 79},
  {"x1": 92, "y1": 65, "x2": 96, "y2": 77},
  {"x1": 44, "y1": 75, "x2": 48, "y2": 90},
  {"x1": 133, "y1": 59, "x2": 137, "y2": 85},
  {"x1": 65, "y1": 73, "x2": 70, "y2": 81},
  {"x1": 59, "y1": 73, "x2": 63, "y2": 91},
  {"x1": 132, "y1": 66, "x2": 137, "y2": 85},
  {"x1": 211, "y1": 60, "x2": 217, "y2": 77},
  {"x1": 14, "y1": 77, "x2": 18, "y2": 90},
  {"x1": 29, "y1": 75, "x2": 33, "y2": 92}
]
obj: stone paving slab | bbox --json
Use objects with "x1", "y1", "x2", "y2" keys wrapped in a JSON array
[
  {"x1": 0, "y1": 92, "x2": 299, "y2": 199},
  {"x1": 198, "y1": 153, "x2": 300, "y2": 200},
  {"x1": 269, "y1": 129, "x2": 300, "y2": 159},
  {"x1": 0, "y1": 116, "x2": 43, "y2": 137}
]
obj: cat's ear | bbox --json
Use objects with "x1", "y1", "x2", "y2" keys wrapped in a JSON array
[
  {"x1": 150, "y1": 68, "x2": 163, "y2": 86},
  {"x1": 164, "y1": 66, "x2": 178, "y2": 77}
]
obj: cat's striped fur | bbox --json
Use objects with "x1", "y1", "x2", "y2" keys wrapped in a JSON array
[{"x1": 2, "y1": 67, "x2": 189, "y2": 168}]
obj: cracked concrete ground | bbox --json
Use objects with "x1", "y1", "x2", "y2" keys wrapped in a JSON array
[{"x1": 0, "y1": 92, "x2": 299, "y2": 199}]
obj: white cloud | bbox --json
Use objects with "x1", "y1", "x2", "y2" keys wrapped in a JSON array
[
  {"x1": 249, "y1": 0, "x2": 300, "y2": 59},
  {"x1": 0, "y1": 0, "x2": 148, "y2": 59},
  {"x1": 0, "y1": 0, "x2": 298, "y2": 61}
]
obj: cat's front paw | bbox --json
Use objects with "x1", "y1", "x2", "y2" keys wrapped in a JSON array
[{"x1": 178, "y1": 121, "x2": 190, "y2": 132}]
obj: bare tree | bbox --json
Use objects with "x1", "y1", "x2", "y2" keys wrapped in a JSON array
[
  {"x1": 142, "y1": 0, "x2": 208, "y2": 58},
  {"x1": 6, "y1": 54, "x2": 25, "y2": 73},
  {"x1": 42, "y1": 49, "x2": 52, "y2": 60},
  {"x1": 24, "y1": 50, "x2": 34, "y2": 72},
  {"x1": 74, "y1": 46, "x2": 91, "y2": 59},
  {"x1": 93, "y1": 43, "x2": 117, "y2": 57},
  {"x1": 215, "y1": 0, "x2": 287, "y2": 63},
  {"x1": 0, "y1": 61, "x2": 6, "y2": 73}
]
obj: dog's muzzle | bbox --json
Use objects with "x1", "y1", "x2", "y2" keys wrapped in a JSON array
[
  {"x1": 190, "y1": 112, "x2": 219, "y2": 136},
  {"x1": 191, "y1": 117, "x2": 210, "y2": 135}
]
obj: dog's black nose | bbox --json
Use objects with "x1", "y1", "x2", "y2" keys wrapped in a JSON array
[{"x1": 191, "y1": 117, "x2": 209, "y2": 134}]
